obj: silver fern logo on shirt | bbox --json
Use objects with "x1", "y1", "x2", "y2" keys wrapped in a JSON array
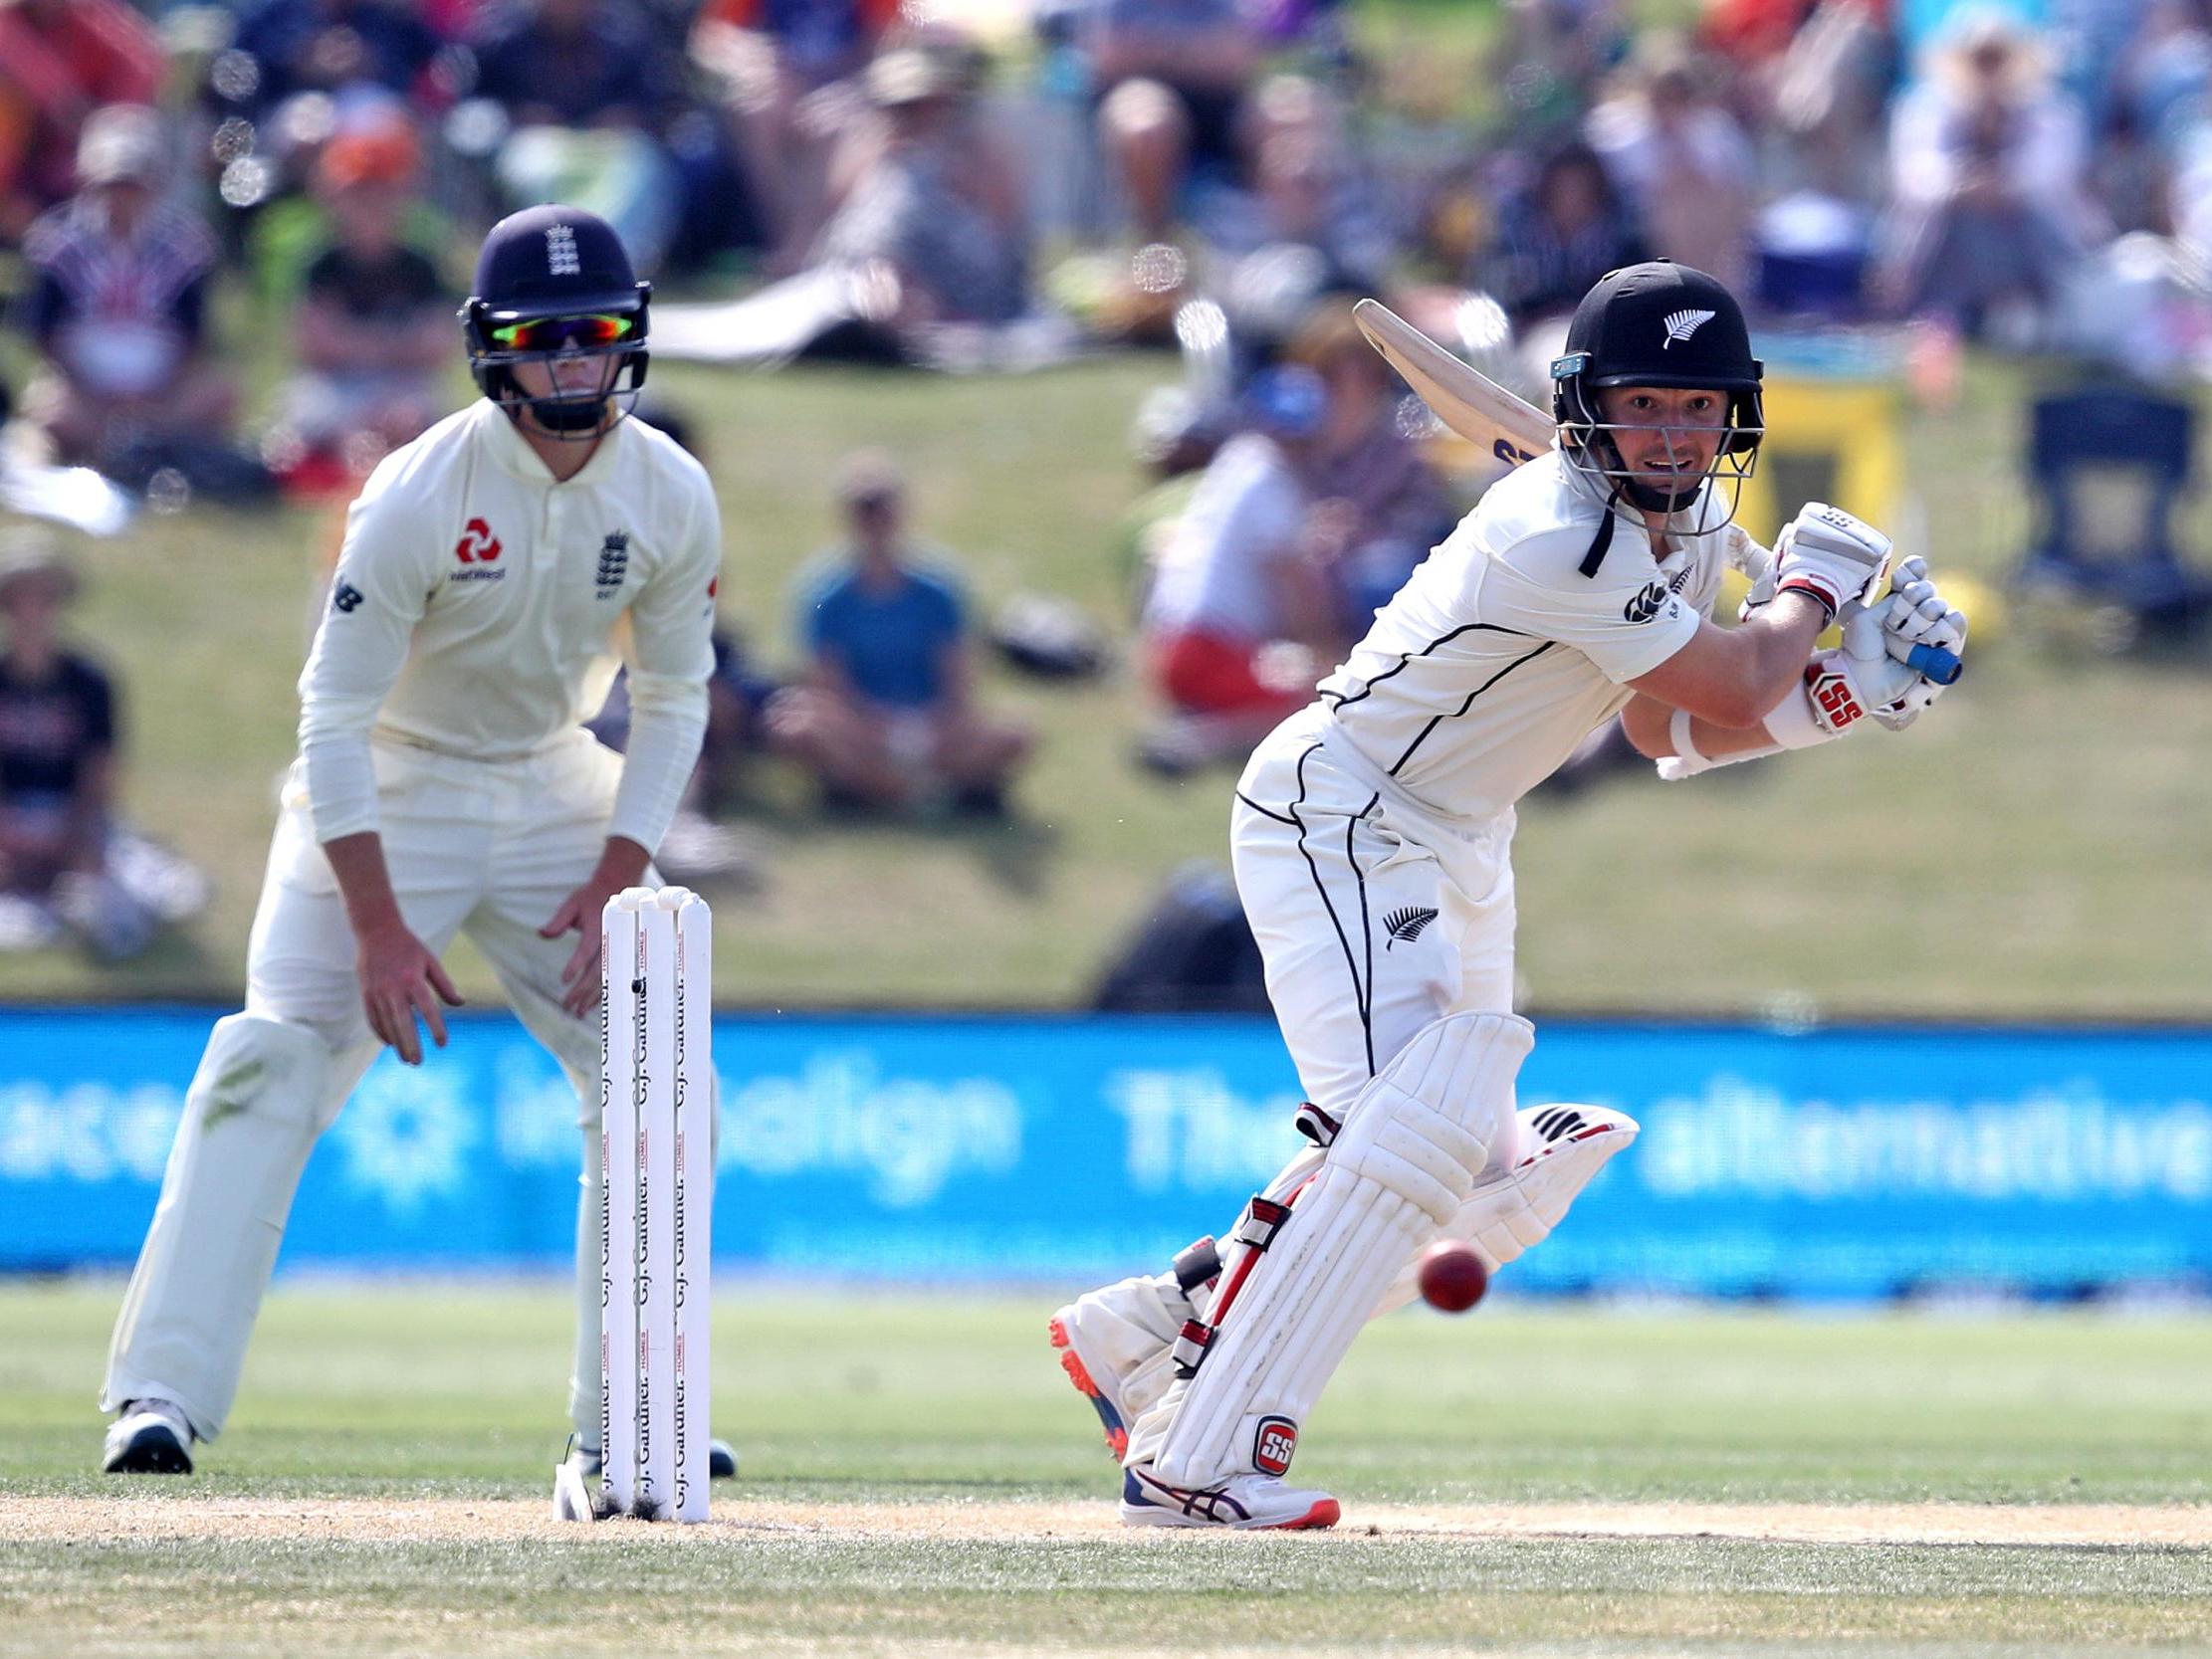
[
  {"x1": 1384, "y1": 907, "x2": 1438, "y2": 948},
  {"x1": 1660, "y1": 309, "x2": 1716, "y2": 347},
  {"x1": 595, "y1": 530, "x2": 629, "y2": 597}
]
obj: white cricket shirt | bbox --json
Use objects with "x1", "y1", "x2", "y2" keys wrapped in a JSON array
[
  {"x1": 299, "y1": 399, "x2": 721, "y2": 853},
  {"x1": 1316, "y1": 449, "x2": 1737, "y2": 820}
]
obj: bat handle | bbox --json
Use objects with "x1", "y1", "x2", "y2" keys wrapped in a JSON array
[{"x1": 1906, "y1": 643, "x2": 1962, "y2": 686}]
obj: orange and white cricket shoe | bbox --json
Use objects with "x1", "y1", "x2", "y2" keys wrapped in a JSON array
[
  {"x1": 1119, "y1": 1464, "x2": 1340, "y2": 1531},
  {"x1": 1048, "y1": 1240, "x2": 1224, "y2": 1463},
  {"x1": 1047, "y1": 1308, "x2": 1130, "y2": 1460}
]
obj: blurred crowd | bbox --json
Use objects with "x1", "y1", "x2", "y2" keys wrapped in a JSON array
[{"x1": 4, "y1": 0, "x2": 2212, "y2": 957}]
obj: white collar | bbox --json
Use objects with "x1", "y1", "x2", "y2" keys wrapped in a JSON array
[{"x1": 476, "y1": 398, "x2": 626, "y2": 487}]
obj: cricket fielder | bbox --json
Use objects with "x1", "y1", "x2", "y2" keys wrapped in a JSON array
[
  {"x1": 102, "y1": 206, "x2": 726, "y2": 1475},
  {"x1": 1050, "y1": 261, "x2": 1970, "y2": 1529}
]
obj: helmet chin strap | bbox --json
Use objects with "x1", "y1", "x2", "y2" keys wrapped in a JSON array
[
  {"x1": 493, "y1": 368, "x2": 629, "y2": 441},
  {"x1": 520, "y1": 390, "x2": 611, "y2": 436},
  {"x1": 1620, "y1": 475, "x2": 1703, "y2": 514}
]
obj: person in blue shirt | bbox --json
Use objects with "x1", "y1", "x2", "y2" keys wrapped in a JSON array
[{"x1": 770, "y1": 451, "x2": 1031, "y2": 815}]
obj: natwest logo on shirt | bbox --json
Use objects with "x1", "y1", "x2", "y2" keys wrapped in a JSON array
[
  {"x1": 450, "y1": 518, "x2": 506, "y2": 583},
  {"x1": 454, "y1": 518, "x2": 502, "y2": 563}
]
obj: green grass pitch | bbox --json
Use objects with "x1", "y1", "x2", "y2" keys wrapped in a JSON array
[{"x1": 2, "y1": 1283, "x2": 2206, "y2": 1656}]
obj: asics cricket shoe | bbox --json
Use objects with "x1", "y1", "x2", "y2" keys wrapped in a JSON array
[
  {"x1": 103, "y1": 1398, "x2": 193, "y2": 1475},
  {"x1": 1119, "y1": 1465, "x2": 1340, "y2": 1531},
  {"x1": 1047, "y1": 1306, "x2": 1130, "y2": 1460}
]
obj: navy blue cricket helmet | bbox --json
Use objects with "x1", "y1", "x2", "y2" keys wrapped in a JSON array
[{"x1": 460, "y1": 205, "x2": 650, "y2": 432}]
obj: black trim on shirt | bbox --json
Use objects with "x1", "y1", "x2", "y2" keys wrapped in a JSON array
[
  {"x1": 1234, "y1": 790, "x2": 1298, "y2": 826},
  {"x1": 1387, "y1": 641, "x2": 1557, "y2": 776},
  {"x1": 1321, "y1": 622, "x2": 1532, "y2": 712}
]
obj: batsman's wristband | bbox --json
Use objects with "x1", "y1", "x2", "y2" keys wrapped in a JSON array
[
  {"x1": 1668, "y1": 707, "x2": 1708, "y2": 767},
  {"x1": 1776, "y1": 574, "x2": 1843, "y2": 622},
  {"x1": 1658, "y1": 705, "x2": 1781, "y2": 781}
]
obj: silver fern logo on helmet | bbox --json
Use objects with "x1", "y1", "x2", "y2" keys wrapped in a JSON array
[{"x1": 1661, "y1": 309, "x2": 1716, "y2": 347}]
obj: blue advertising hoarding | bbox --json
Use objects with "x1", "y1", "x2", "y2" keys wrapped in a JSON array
[{"x1": 2, "y1": 1007, "x2": 2206, "y2": 1298}]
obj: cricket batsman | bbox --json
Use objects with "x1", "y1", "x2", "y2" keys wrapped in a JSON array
[
  {"x1": 1050, "y1": 261, "x2": 1970, "y2": 1528},
  {"x1": 102, "y1": 206, "x2": 730, "y2": 1478}
]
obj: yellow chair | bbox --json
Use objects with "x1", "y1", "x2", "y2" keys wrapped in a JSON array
[{"x1": 1736, "y1": 378, "x2": 1904, "y2": 545}]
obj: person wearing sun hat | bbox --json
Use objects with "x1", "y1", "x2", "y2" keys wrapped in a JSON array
[{"x1": 16, "y1": 104, "x2": 241, "y2": 471}]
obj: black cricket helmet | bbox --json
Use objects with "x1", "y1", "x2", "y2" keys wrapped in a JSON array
[
  {"x1": 461, "y1": 204, "x2": 650, "y2": 434},
  {"x1": 1550, "y1": 260, "x2": 1763, "y2": 514}
]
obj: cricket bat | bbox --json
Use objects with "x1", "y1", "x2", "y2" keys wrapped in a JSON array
[{"x1": 1351, "y1": 299, "x2": 1961, "y2": 686}]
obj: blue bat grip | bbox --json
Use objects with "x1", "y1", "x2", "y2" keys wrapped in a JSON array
[{"x1": 1906, "y1": 643, "x2": 1962, "y2": 686}]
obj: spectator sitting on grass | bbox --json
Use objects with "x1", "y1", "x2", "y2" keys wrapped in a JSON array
[
  {"x1": 0, "y1": 531, "x2": 204, "y2": 961},
  {"x1": 1475, "y1": 141, "x2": 1649, "y2": 332},
  {"x1": 811, "y1": 44, "x2": 1031, "y2": 327},
  {"x1": 1877, "y1": 9, "x2": 2104, "y2": 342},
  {"x1": 0, "y1": 0, "x2": 162, "y2": 243},
  {"x1": 1585, "y1": 37, "x2": 1756, "y2": 297},
  {"x1": 690, "y1": 0, "x2": 900, "y2": 275},
  {"x1": 1087, "y1": 0, "x2": 1265, "y2": 241},
  {"x1": 268, "y1": 122, "x2": 452, "y2": 486},
  {"x1": 230, "y1": 0, "x2": 450, "y2": 115},
  {"x1": 769, "y1": 452, "x2": 1032, "y2": 817},
  {"x1": 1282, "y1": 301, "x2": 1455, "y2": 634},
  {"x1": 1135, "y1": 364, "x2": 1345, "y2": 775},
  {"x1": 14, "y1": 105, "x2": 239, "y2": 476},
  {"x1": 474, "y1": 0, "x2": 690, "y2": 271}
]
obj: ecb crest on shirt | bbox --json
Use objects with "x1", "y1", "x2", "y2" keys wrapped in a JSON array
[{"x1": 596, "y1": 531, "x2": 630, "y2": 598}]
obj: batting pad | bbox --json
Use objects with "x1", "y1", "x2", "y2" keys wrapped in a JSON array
[
  {"x1": 1374, "y1": 1104, "x2": 1640, "y2": 1316},
  {"x1": 1144, "y1": 1011, "x2": 1532, "y2": 1489}
]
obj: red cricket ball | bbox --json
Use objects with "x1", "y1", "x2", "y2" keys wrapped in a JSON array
[{"x1": 1417, "y1": 1240, "x2": 1489, "y2": 1313}]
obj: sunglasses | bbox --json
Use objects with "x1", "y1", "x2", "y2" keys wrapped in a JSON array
[{"x1": 488, "y1": 312, "x2": 636, "y2": 352}]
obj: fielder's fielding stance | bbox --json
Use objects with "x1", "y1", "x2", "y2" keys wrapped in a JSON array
[
  {"x1": 1052, "y1": 261, "x2": 1969, "y2": 1530},
  {"x1": 102, "y1": 207, "x2": 729, "y2": 1479}
]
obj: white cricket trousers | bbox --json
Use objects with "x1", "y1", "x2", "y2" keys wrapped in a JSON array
[
  {"x1": 105, "y1": 731, "x2": 627, "y2": 1440},
  {"x1": 1231, "y1": 712, "x2": 1520, "y2": 1141},
  {"x1": 1110, "y1": 713, "x2": 1529, "y2": 1471}
]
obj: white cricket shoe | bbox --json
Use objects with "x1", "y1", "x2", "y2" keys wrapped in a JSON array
[
  {"x1": 1120, "y1": 1465, "x2": 1340, "y2": 1531},
  {"x1": 103, "y1": 1398, "x2": 194, "y2": 1475}
]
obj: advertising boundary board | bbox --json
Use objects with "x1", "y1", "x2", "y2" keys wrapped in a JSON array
[{"x1": 3, "y1": 1008, "x2": 2206, "y2": 1300}]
